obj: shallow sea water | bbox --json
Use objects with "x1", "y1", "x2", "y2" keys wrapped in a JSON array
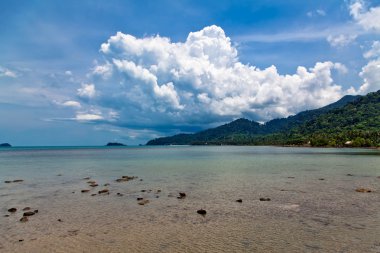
[{"x1": 0, "y1": 146, "x2": 379, "y2": 252}]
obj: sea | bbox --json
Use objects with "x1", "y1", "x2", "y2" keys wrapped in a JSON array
[{"x1": 0, "y1": 146, "x2": 379, "y2": 252}]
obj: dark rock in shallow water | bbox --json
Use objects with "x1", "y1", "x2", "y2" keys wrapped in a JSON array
[
  {"x1": 137, "y1": 197, "x2": 143, "y2": 201},
  {"x1": 138, "y1": 199, "x2": 149, "y2": 205},
  {"x1": 8, "y1": 208, "x2": 17, "y2": 213},
  {"x1": 259, "y1": 198, "x2": 271, "y2": 201},
  {"x1": 83, "y1": 177, "x2": 91, "y2": 180},
  {"x1": 178, "y1": 192, "x2": 186, "y2": 199},
  {"x1": 116, "y1": 193, "x2": 123, "y2": 196},
  {"x1": 81, "y1": 189, "x2": 90, "y2": 193},
  {"x1": 4, "y1": 214, "x2": 10, "y2": 217},
  {"x1": 106, "y1": 142, "x2": 126, "y2": 146},
  {"x1": 355, "y1": 188, "x2": 372, "y2": 193},
  {"x1": 91, "y1": 194, "x2": 97, "y2": 196},
  {"x1": 20, "y1": 216, "x2": 28, "y2": 222},
  {"x1": 197, "y1": 209, "x2": 207, "y2": 215},
  {"x1": 13, "y1": 179, "x2": 24, "y2": 183},
  {"x1": 58, "y1": 219, "x2": 63, "y2": 222},
  {"x1": 4, "y1": 181, "x2": 11, "y2": 183},
  {"x1": 347, "y1": 174, "x2": 354, "y2": 176},
  {"x1": 236, "y1": 199, "x2": 243, "y2": 203},
  {"x1": 23, "y1": 211, "x2": 35, "y2": 216},
  {"x1": 98, "y1": 189, "x2": 109, "y2": 194},
  {"x1": 116, "y1": 176, "x2": 137, "y2": 182},
  {"x1": 0, "y1": 143, "x2": 11, "y2": 147},
  {"x1": 22, "y1": 207, "x2": 31, "y2": 211},
  {"x1": 89, "y1": 184, "x2": 98, "y2": 187},
  {"x1": 318, "y1": 178, "x2": 325, "y2": 181}
]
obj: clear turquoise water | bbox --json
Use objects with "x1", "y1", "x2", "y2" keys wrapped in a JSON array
[{"x1": 0, "y1": 146, "x2": 379, "y2": 252}]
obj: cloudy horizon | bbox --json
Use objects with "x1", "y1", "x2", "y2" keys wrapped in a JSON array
[{"x1": 1, "y1": 0, "x2": 379, "y2": 145}]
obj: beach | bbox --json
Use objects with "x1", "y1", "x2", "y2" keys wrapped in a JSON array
[{"x1": 1, "y1": 146, "x2": 379, "y2": 252}]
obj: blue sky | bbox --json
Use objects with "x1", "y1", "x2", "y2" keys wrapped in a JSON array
[{"x1": 0, "y1": 0, "x2": 379, "y2": 146}]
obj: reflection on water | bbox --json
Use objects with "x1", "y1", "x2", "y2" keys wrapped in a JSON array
[{"x1": 0, "y1": 146, "x2": 379, "y2": 252}]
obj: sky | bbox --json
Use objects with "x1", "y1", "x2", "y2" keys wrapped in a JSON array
[{"x1": 0, "y1": 0, "x2": 380, "y2": 146}]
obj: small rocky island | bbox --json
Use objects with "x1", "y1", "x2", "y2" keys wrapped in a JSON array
[
  {"x1": 0, "y1": 143, "x2": 12, "y2": 147},
  {"x1": 105, "y1": 142, "x2": 126, "y2": 146}
]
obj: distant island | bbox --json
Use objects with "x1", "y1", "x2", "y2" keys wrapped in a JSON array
[
  {"x1": 0, "y1": 143, "x2": 12, "y2": 147},
  {"x1": 147, "y1": 90, "x2": 380, "y2": 148},
  {"x1": 106, "y1": 142, "x2": 126, "y2": 146}
]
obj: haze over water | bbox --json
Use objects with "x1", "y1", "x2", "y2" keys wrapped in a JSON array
[{"x1": 1, "y1": 146, "x2": 379, "y2": 252}]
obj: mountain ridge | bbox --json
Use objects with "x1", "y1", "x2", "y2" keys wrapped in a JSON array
[{"x1": 147, "y1": 91, "x2": 380, "y2": 147}]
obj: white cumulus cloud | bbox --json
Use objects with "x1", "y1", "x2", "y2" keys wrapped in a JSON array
[
  {"x1": 358, "y1": 41, "x2": 380, "y2": 94},
  {"x1": 350, "y1": 1, "x2": 380, "y2": 32},
  {"x1": 75, "y1": 25, "x2": 351, "y2": 131}
]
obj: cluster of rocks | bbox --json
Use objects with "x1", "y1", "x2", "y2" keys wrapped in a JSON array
[{"x1": 6, "y1": 207, "x2": 38, "y2": 223}]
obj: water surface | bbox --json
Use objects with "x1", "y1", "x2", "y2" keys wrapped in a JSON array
[{"x1": 0, "y1": 146, "x2": 379, "y2": 252}]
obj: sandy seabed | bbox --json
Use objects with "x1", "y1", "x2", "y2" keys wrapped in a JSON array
[{"x1": 1, "y1": 172, "x2": 379, "y2": 253}]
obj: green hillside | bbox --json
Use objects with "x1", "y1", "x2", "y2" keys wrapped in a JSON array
[{"x1": 146, "y1": 90, "x2": 380, "y2": 147}]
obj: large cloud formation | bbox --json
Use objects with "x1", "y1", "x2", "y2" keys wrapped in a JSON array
[
  {"x1": 77, "y1": 25, "x2": 349, "y2": 130},
  {"x1": 359, "y1": 41, "x2": 380, "y2": 93}
]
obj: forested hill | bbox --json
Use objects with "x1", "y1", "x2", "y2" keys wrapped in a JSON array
[{"x1": 146, "y1": 90, "x2": 380, "y2": 147}]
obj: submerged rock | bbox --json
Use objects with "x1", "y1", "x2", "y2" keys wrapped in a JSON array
[
  {"x1": 137, "y1": 197, "x2": 143, "y2": 201},
  {"x1": 116, "y1": 193, "x2": 123, "y2": 196},
  {"x1": 20, "y1": 217, "x2": 28, "y2": 223},
  {"x1": 58, "y1": 219, "x2": 63, "y2": 222},
  {"x1": 318, "y1": 178, "x2": 325, "y2": 181},
  {"x1": 13, "y1": 179, "x2": 24, "y2": 183},
  {"x1": 83, "y1": 177, "x2": 91, "y2": 180},
  {"x1": 8, "y1": 208, "x2": 17, "y2": 213},
  {"x1": 23, "y1": 211, "x2": 35, "y2": 216},
  {"x1": 177, "y1": 192, "x2": 186, "y2": 199},
  {"x1": 4, "y1": 181, "x2": 12, "y2": 183},
  {"x1": 347, "y1": 174, "x2": 354, "y2": 176},
  {"x1": 89, "y1": 184, "x2": 98, "y2": 187},
  {"x1": 138, "y1": 199, "x2": 150, "y2": 205},
  {"x1": 355, "y1": 188, "x2": 372, "y2": 193},
  {"x1": 236, "y1": 199, "x2": 243, "y2": 203},
  {"x1": 87, "y1": 180, "x2": 96, "y2": 184},
  {"x1": 259, "y1": 198, "x2": 271, "y2": 201},
  {"x1": 116, "y1": 176, "x2": 137, "y2": 183},
  {"x1": 98, "y1": 189, "x2": 109, "y2": 194},
  {"x1": 81, "y1": 189, "x2": 90, "y2": 193},
  {"x1": 197, "y1": 209, "x2": 207, "y2": 215},
  {"x1": 22, "y1": 207, "x2": 31, "y2": 211}
]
